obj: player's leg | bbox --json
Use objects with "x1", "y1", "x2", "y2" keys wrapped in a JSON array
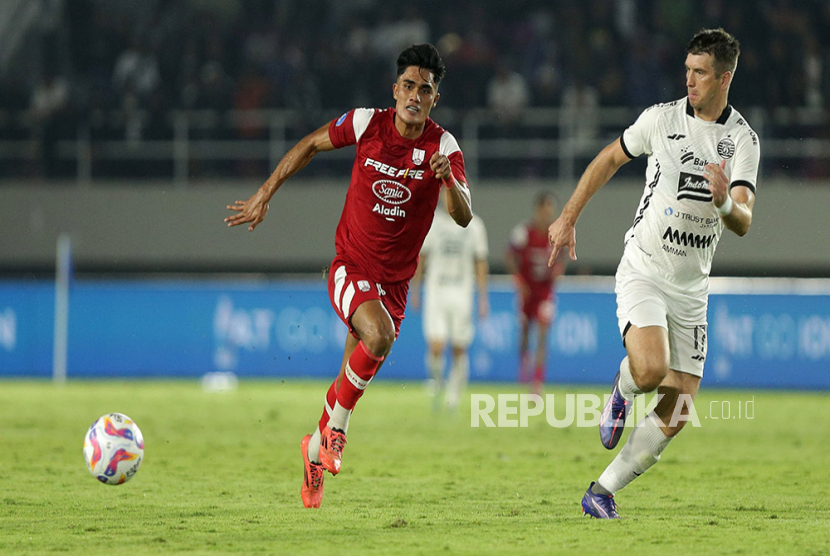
[
  {"x1": 446, "y1": 345, "x2": 469, "y2": 411},
  {"x1": 423, "y1": 291, "x2": 448, "y2": 401},
  {"x1": 623, "y1": 324, "x2": 671, "y2": 393},
  {"x1": 599, "y1": 324, "x2": 669, "y2": 450},
  {"x1": 518, "y1": 314, "x2": 531, "y2": 383},
  {"x1": 308, "y1": 334, "x2": 359, "y2": 462},
  {"x1": 427, "y1": 339, "x2": 446, "y2": 399},
  {"x1": 600, "y1": 272, "x2": 670, "y2": 450},
  {"x1": 301, "y1": 334, "x2": 357, "y2": 508},
  {"x1": 586, "y1": 319, "x2": 704, "y2": 518},
  {"x1": 584, "y1": 369, "x2": 700, "y2": 518},
  {"x1": 531, "y1": 298, "x2": 554, "y2": 395},
  {"x1": 319, "y1": 299, "x2": 393, "y2": 475},
  {"x1": 445, "y1": 294, "x2": 474, "y2": 410}
]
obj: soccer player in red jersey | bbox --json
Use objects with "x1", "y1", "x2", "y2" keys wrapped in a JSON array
[
  {"x1": 505, "y1": 192, "x2": 566, "y2": 395},
  {"x1": 225, "y1": 44, "x2": 472, "y2": 508}
]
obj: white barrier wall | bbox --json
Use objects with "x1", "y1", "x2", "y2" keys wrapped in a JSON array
[{"x1": 0, "y1": 179, "x2": 827, "y2": 275}]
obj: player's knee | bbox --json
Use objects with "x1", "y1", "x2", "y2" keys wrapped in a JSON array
[
  {"x1": 429, "y1": 341, "x2": 445, "y2": 358},
  {"x1": 631, "y1": 358, "x2": 668, "y2": 391},
  {"x1": 361, "y1": 323, "x2": 395, "y2": 358}
]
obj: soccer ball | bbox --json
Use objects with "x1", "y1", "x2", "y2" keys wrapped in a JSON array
[{"x1": 83, "y1": 413, "x2": 144, "y2": 485}]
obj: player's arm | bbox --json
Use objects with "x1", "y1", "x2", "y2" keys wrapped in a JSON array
[
  {"x1": 431, "y1": 155, "x2": 472, "y2": 227},
  {"x1": 704, "y1": 160, "x2": 755, "y2": 236},
  {"x1": 547, "y1": 138, "x2": 631, "y2": 265},
  {"x1": 225, "y1": 122, "x2": 337, "y2": 231},
  {"x1": 409, "y1": 253, "x2": 427, "y2": 311},
  {"x1": 475, "y1": 257, "x2": 489, "y2": 319}
]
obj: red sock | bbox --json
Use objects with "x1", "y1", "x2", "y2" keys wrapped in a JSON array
[
  {"x1": 336, "y1": 340, "x2": 383, "y2": 411},
  {"x1": 519, "y1": 352, "x2": 530, "y2": 382},
  {"x1": 317, "y1": 380, "x2": 338, "y2": 433},
  {"x1": 533, "y1": 363, "x2": 545, "y2": 384}
]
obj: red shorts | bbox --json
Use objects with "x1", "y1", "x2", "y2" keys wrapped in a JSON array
[
  {"x1": 327, "y1": 255, "x2": 409, "y2": 338},
  {"x1": 520, "y1": 291, "x2": 555, "y2": 325}
]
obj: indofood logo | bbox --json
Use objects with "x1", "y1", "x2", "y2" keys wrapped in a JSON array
[
  {"x1": 676, "y1": 171, "x2": 713, "y2": 202},
  {"x1": 372, "y1": 180, "x2": 412, "y2": 205}
]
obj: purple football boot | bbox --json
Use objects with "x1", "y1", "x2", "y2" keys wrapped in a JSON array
[
  {"x1": 599, "y1": 371, "x2": 630, "y2": 449},
  {"x1": 581, "y1": 482, "x2": 620, "y2": 519}
]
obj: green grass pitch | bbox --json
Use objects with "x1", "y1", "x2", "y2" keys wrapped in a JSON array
[{"x1": 0, "y1": 380, "x2": 828, "y2": 554}]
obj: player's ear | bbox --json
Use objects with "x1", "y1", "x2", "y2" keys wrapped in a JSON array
[
  {"x1": 392, "y1": 82, "x2": 398, "y2": 100},
  {"x1": 433, "y1": 92, "x2": 440, "y2": 108},
  {"x1": 721, "y1": 70, "x2": 732, "y2": 90}
]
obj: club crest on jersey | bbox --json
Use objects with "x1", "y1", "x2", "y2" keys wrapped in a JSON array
[
  {"x1": 717, "y1": 137, "x2": 735, "y2": 159},
  {"x1": 357, "y1": 280, "x2": 370, "y2": 292},
  {"x1": 412, "y1": 148, "x2": 425, "y2": 165}
]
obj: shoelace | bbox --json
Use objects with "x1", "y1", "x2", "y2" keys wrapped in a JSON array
[
  {"x1": 599, "y1": 495, "x2": 619, "y2": 516},
  {"x1": 330, "y1": 431, "x2": 346, "y2": 455},
  {"x1": 309, "y1": 464, "x2": 323, "y2": 488}
]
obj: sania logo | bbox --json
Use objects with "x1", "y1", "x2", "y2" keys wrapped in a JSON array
[{"x1": 372, "y1": 180, "x2": 412, "y2": 205}]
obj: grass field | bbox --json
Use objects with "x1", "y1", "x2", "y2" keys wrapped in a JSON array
[{"x1": 1, "y1": 380, "x2": 828, "y2": 554}]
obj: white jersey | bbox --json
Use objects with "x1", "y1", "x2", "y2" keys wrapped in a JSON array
[
  {"x1": 620, "y1": 97, "x2": 760, "y2": 295},
  {"x1": 421, "y1": 210, "x2": 488, "y2": 297}
]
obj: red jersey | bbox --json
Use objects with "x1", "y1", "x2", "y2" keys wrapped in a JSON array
[
  {"x1": 508, "y1": 221, "x2": 559, "y2": 297},
  {"x1": 328, "y1": 108, "x2": 467, "y2": 284}
]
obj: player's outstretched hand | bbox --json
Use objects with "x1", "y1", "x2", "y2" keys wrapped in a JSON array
[
  {"x1": 429, "y1": 152, "x2": 452, "y2": 182},
  {"x1": 704, "y1": 160, "x2": 728, "y2": 208},
  {"x1": 547, "y1": 216, "x2": 577, "y2": 266},
  {"x1": 225, "y1": 191, "x2": 270, "y2": 232}
]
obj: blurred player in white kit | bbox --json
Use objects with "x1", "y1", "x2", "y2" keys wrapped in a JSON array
[{"x1": 411, "y1": 193, "x2": 489, "y2": 410}]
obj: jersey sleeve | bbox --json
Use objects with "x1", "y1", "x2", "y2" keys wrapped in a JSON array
[
  {"x1": 472, "y1": 217, "x2": 489, "y2": 260},
  {"x1": 328, "y1": 108, "x2": 375, "y2": 148},
  {"x1": 508, "y1": 224, "x2": 528, "y2": 251},
  {"x1": 729, "y1": 127, "x2": 760, "y2": 194},
  {"x1": 440, "y1": 131, "x2": 468, "y2": 185},
  {"x1": 620, "y1": 105, "x2": 661, "y2": 159}
]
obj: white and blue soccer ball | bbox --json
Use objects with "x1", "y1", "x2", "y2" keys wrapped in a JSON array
[{"x1": 83, "y1": 413, "x2": 144, "y2": 485}]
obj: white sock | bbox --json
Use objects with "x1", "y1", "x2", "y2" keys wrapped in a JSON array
[
  {"x1": 597, "y1": 412, "x2": 671, "y2": 495},
  {"x1": 307, "y1": 427, "x2": 322, "y2": 463},
  {"x1": 445, "y1": 353, "x2": 469, "y2": 410},
  {"x1": 618, "y1": 356, "x2": 644, "y2": 401},
  {"x1": 327, "y1": 401, "x2": 351, "y2": 433},
  {"x1": 427, "y1": 352, "x2": 445, "y2": 390}
]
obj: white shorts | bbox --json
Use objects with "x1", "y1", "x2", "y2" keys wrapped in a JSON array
[
  {"x1": 423, "y1": 288, "x2": 474, "y2": 347},
  {"x1": 615, "y1": 253, "x2": 708, "y2": 377}
]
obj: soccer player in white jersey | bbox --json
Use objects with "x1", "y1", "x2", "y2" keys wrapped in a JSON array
[
  {"x1": 411, "y1": 193, "x2": 489, "y2": 410},
  {"x1": 547, "y1": 28, "x2": 759, "y2": 518}
]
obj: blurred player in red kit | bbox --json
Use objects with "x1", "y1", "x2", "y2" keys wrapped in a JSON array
[
  {"x1": 225, "y1": 44, "x2": 472, "y2": 508},
  {"x1": 505, "y1": 192, "x2": 566, "y2": 394}
]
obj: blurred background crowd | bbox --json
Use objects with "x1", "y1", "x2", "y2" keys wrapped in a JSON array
[{"x1": 1, "y1": 0, "x2": 829, "y2": 180}]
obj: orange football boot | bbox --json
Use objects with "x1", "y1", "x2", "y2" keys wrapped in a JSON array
[
  {"x1": 300, "y1": 435, "x2": 324, "y2": 508},
  {"x1": 319, "y1": 426, "x2": 347, "y2": 475}
]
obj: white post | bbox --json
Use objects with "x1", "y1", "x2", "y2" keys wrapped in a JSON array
[{"x1": 53, "y1": 233, "x2": 71, "y2": 385}]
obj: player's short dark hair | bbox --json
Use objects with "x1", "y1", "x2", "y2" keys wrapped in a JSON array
[
  {"x1": 687, "y1": 28, "x2": 740, "y2": 76},
  {"x1": 534, "y1": 191, "x2": 556, "y2": 208},
  {"x1": 396, "y1": 44, "x2": 446, "y2": 85}
]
